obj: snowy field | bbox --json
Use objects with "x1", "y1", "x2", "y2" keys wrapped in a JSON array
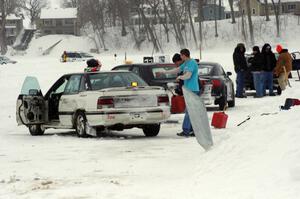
[{"x1": 1, "y1": 49, "x2": 300, "y2": 199}]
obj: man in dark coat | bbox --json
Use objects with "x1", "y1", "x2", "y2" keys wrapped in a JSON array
[
  {"x1": 248, "y1": 46, "x2": 264, "y2": 97},
  {"x1": 233, "y1": 43, "x2": 248, "y2": 98},
  {"x1": 261, "y1": 43, "x2": 277, "y2": 96}
]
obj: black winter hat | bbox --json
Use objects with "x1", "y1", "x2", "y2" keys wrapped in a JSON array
[
  {"x1": 252, "y1": 46, "x2": 260, "y2": 53},
  {"x1": 172, "y1": 53, "x2": 182, "y2": 63},
  {"x1": 87, "y1": 59, "x2": 99, "y2": 67}
]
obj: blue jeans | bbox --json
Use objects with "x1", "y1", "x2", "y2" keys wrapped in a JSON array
[
  {"x1": 236, "y1": 71, "x2": 245, "y2": 97},
  {"x1": 182, "y1": 91, "x2": 200, "y2": 135},
  {"x1": 263, "y1": 72, "x2": 274, "y2": 95},
  {"x1": 252, "y1": 72, "x2": 264, "y2": 97}
]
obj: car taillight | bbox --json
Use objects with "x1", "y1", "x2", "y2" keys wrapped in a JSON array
[
  {"x1": 157, "y1": 95, "x2": 169, "y2": 106},
  {"x1": 97, "y1": 97, "x2": 114, "y2": 109},
  {"x1": 200, "y1": 80, "x2": 206, "y2": 86},
  {"x1": 211, "y1": 79, "x2": 222, "y2": 89}
]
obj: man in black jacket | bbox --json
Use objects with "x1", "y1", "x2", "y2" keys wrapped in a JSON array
[
  {"x1": 261, "y1": 43, "x2": 277, "y2": 96},
  {"x1": 233, "y1": 43, "x2": 248, "y2": 98},
  {"x1": 248, "y1": 46, "x2": 264, "y2": 97}
]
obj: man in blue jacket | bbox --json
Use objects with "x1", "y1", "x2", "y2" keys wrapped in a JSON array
[{"x1": 177, "y1": 49, "x2": 200, "y2": 137}]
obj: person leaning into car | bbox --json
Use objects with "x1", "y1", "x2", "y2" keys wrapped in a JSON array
[
  {"x1": 176, "y1": 49, "x2": 200, "y2": 137},
  {"x1": 158, "y1": 49, "x2": 200, "y2": 137}
]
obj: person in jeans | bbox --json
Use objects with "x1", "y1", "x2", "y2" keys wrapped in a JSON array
[
  {"x1": 248, "y1": 46, "x2": 264, "y2": 98},
  {"x1": 261, "y1": 44, "x2": 277, "y2": 96},
  {"x1": 233, "y1": 43, "x2": 248, "y2": 98},
  {"x1": 176, "y1": 49, "x2": 200, "y2": 137}
]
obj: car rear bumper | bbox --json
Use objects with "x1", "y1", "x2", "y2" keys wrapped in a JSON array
[{"x1": 86, "y1": 107, "x2": 171, "y2": 127}]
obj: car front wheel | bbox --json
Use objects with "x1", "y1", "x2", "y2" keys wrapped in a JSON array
[
  {"x1": 142, "y1": 124, "x2": 160, "y2": 137},
  {"x1": 28, "y1": 125, "x2": 45, "y2": 136},
  {"x1": 228, "y1": 85, "x2": 235, "y2": 107},
  {"x1": 75, "y1": 112, "x2": 88, "y2": 138}
]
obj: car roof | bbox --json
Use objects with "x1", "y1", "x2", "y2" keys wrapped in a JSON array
[
  {"x1": 116, "y1": 61, "x2": 220, "y2": 67},
  {"x1": 64, "y1": 70, "x2": 132, "y2": 76},
  {"x1": 199, "y1": 61, "x2": 220, "y2": 66}
]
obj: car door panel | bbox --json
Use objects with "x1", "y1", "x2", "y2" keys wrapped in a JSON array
[
  {"x1": 59, "y1": 75, "x2": 84, "y2": 126},
  {"x1": 16, "y1": 76, "x2": 47, "y2": 125}
]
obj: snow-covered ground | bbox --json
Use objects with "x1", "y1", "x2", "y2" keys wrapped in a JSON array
[{"x1": 1, "y1": 46, "x2": 300, "y2": 198}]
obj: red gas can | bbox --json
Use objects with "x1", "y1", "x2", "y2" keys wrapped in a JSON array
[
  {"x1": 171, "y1": 95, "x2": 186, "y2": 114},
  {"x1": 211, "y1": 112, "x2": 228, "y2": 128}
]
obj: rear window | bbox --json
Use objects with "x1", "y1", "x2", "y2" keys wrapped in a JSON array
[
  {"x1": 80, "y1": 53, "x2": 93, "y2": 58},
  {"x1": 152, "y1": 65, "x2": 177, "y2": 79},
  {"x1": 198, "y1": 65, "x2": 213, "y2": 76},
  {"x1": 88, "y1": 72, "x2": 148, "y2": 90}
]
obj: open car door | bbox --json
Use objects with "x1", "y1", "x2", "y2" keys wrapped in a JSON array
[{"x1": 16, "y1": 76, "x2": 47, "y2": 126}]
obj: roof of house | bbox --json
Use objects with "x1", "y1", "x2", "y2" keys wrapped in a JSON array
[
  {"x1": 259, "y1": 0, "x2": 300, "y2": 4},
  {"x1": 40, "y1": 8, "x2": 77, "y2": 19},
  {"x1": 0, "y1": 14, "x2": 22, "y2": 20}
]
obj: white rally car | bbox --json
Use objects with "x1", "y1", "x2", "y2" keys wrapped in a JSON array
[{"x1": 16, "y1": 71, "x2": 171, "y2": 137}]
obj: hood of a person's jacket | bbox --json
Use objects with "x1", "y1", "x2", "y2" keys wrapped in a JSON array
[
  {"x1": 234, "y1": 43, "x2": 246, "y2": 54},
  {"x1": 280, "y1": 49, "x2": 289, "y2": 54},
  {"x1": 262, "y1": 43, "x2": 272, "y2": 54}
]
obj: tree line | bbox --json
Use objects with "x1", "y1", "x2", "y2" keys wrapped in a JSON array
[{"x1": 0, "y1": 0, "x2": 283, "y2": 55}]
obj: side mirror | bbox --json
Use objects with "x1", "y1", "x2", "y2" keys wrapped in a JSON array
[
  {"x1": 226, "y1": 72, "x2": 232, "y2": 76},
  {"x1": 29, "y1": 89, "x2": 39, "y2": 96}
]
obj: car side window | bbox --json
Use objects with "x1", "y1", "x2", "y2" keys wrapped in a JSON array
[
  {"x1": 131, "y1": 66, "x2": 140, "y2": 75},
  {"x1": 53, "y1": 78, "x2": 68, "y2": 94},
  {"x1": 64, "y1": 75, "x2": 82, "y2": 94}
]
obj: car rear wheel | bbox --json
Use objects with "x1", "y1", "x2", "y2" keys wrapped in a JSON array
[
  {"x1": 75, "y1": 112, "x2": 88, "y2": 138},
  {"x1": 28, "y1": 125, "x2": 45, "y2": 136},
  {"x1": 142, "y1": 124, "x2": 160, "y2": 137}
]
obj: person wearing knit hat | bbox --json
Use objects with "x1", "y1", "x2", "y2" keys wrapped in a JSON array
[
  {"x1": 276, "y1": 45, "x2": 283, "y2": 53},
  {"x1": 248, "y1": 46, "x2": 264, "y2": 97},
  {"x1": 274, "y1": 46, "x2": 293, "y2": 91}
]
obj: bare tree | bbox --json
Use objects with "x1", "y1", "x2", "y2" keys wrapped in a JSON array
[
  {"x1": 136, "y1": 1, "x2": 161, "y2": 52},
  {"x1": 166, "y1": 0, "x2": 185, "y2": 47},
  {"x1": 0, "y1": 0, "x2": 19, "y2": 54},
  {"x1": 116, "y1": 0, "x2": 129, "y2": 36},
  {"x1": 20, "y1": 0, "x2": 48, "y2": 25},
  {"x1": 264, "y1": 0, "x2": 270, "y2": 21},
  {"x1": 186, "y1": 0, "x2": 197, "y2": 47},
  {"x1": 214, "y1": 0, "x2": 219, "y2": 37},
  {"x1": 237, "y1": 0, "x2": 247, "y2": 42},
  {"x1": 271, "y1": 0, "x2": 281, "y2": 37},
  {"x1": 197, "y1": 0, "x2": 204, "y2": 58},
  {"x1": 245, "y1": 0, "x2": 254, "y2": 45},
  {"x1": 228, "y1": 0, "x2": 236, "y2": 23},
  {"x1": 78, "y1": 0, "x2": 107, "y2": 52}
]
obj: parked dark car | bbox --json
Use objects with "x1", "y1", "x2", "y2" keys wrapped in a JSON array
[
  {"x1": 112, "y1": 62, "x2": 235, "y2": 110},
  {"x1": 0, "y1": 55, "x2": 17, "y2": 64}
]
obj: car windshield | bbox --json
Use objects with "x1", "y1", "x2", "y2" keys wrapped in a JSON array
[
  {"x1": 88, "y1": 72, "x2": 148, "y2": 90},
  {"x1": 0, "y1": 56, "x2": 9, "y2": 61},
  {"x1": 152, "y1": 65, "x2": 177, "y2": 79},
  {"x1": 198, "y1": 65, "x2": 213, "y2": 76},
  {"x1": 80, "y1": 53, "x2": 93, "y2": 58},
  {"x1": 66, "y1": 53, "x2": 81, "y2": 58}
]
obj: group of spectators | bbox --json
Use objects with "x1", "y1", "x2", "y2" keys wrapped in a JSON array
[{"x1": 233, "y1": 43, "x2": 293, "y2": 98}]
